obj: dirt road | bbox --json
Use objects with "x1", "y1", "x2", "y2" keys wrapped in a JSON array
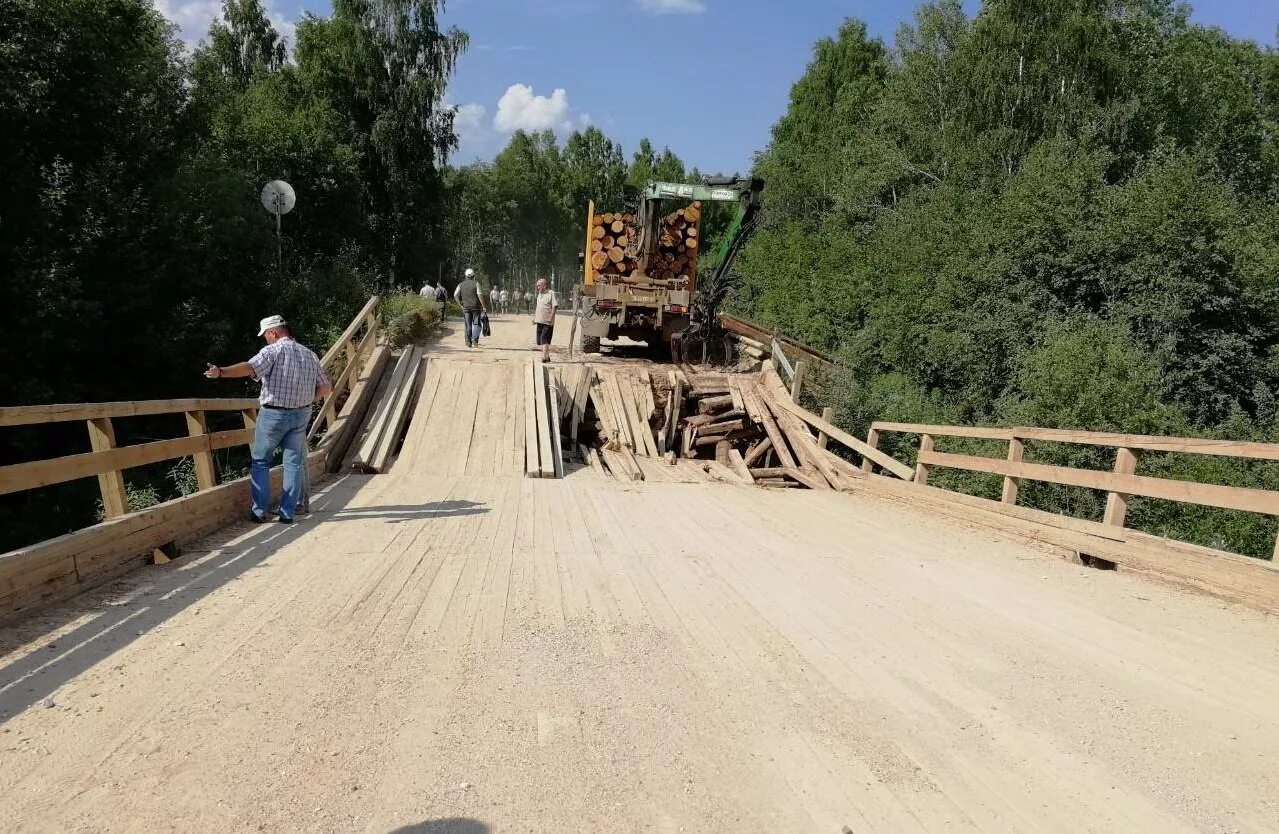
[{"x1": 2, "y1": 311, "x2": 1277, "y2": 833}]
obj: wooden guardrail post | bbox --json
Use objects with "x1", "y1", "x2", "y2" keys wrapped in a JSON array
[
  {"x1": 915, "y1": 434, "x2": 934, "y2": 485},
  {"x1": 86, "y1": 417, "x2": 128, "y2": 518},
  {"x1": 1103, "y1": 447, "x2": 1138, "y2": 527},
  {"x1": 790, "y1": 359, "x2": 807, "y2": 402},
  {"x1": 183, "y1": 410, "x2": 218, "y2": 491},
  {"x1": 817, "y1": 406, "x2": 834, "y2": 450},
  {"x1": 861, "y1": 426, "x2": 879, "y2": 473},
  {"x1": 1001, "y1": 435, "x2": 1024, "y2": 504}
]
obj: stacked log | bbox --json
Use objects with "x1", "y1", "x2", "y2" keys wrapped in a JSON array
[
  {"x1": 588, "y1": 202, "x2": 701, "y2": 285},
  {"x1": 648, "y1": 201, "x2": 701, "y2": 284},
  {"x1": 589, "y1": 211, "x2": 639, "y2": 279}
]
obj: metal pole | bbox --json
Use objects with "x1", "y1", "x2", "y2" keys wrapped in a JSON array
[{"x1": 276, "y1": 210, "x2": 283, "y2": 274}]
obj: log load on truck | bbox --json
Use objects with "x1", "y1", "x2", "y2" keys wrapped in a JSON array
[{"x1": 577, "y1": 177, "x2": 764, "y2": 355}]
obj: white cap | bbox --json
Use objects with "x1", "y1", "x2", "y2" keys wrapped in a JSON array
[
  {"x1": 257, "y1": 314, "x2": 287, "y2": 336},
  {"x1": 465, "y1": 268, "x2": 475, "y2": 278}
]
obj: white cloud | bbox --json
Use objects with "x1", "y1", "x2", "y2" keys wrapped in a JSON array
[
  {"x1": 636, "y1": 0, "x2": 706, "y2": 14},
  {"x1": 450, "y1": 85, "x2": 591, "y2": 162},
  {"x1": 490, "y1": 84, "x2": 590, "y2": 137},
  {"x1": 494, "y1": 84, "x2": 574, "y2": 133}
]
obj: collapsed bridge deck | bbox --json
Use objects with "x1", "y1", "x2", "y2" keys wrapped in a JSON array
[{"x1": 1, "y1": 315, "x2": 1277, "y2": 833}]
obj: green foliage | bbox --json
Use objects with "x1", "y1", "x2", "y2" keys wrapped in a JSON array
[
  {"x1": 380, "y1": 292, "x2": 440, "y2": 347},
  {"x1": 736, "y1": 1, "x2": 1279, "y2": 558},
  {"x1": 0, "y1": 0, "x2": 463, "y2": 551}
]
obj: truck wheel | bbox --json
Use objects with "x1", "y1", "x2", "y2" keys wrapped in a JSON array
[{"x1": 581, "y1": 335, "x2": 601, "y2": 354}]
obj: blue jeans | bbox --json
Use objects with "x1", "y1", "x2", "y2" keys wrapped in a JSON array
[
  {"x1": 250, "y1": 406, "x2": 309, "y2": 519},
  {"x1": 464, "y1": 309, "x2": 483, "y2": 344}
]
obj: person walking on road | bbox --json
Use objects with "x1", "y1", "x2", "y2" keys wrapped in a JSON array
[
  {"x1": 204, "y1": 315, "x2": 332, "y2": 524},
  {"x1": 533, "y1": 278, "x2": 559, "y2": 363},
  {"x1": 524, "y1": 288, "x2": 534, "y2": 314},
  {"x1": 489, "y1": 284, "x2": 500, "y2": 314},
  {"x1": 454, "y1": 268, "x2": 487, "y2": 347},
  {"x1": 499, "y1": 287, "x2": 511, "y2": 315}
]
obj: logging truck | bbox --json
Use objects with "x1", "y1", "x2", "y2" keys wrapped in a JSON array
[{"x1": 578, "y1": 177, "x2": 764, "y2": 355}]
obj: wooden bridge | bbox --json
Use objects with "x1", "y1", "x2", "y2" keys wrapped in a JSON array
[{"x1": 2, "y1": 299, "x2": 1278, "y2": 833}]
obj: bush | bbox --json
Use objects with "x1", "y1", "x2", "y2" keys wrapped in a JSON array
[{"x1": 380, "y1": 293, "x2": 441, "y2": 347}]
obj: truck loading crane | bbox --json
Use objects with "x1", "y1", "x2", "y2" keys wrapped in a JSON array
[{"x1": 577, "y1": 176, "x2": 764, "y2": 356}]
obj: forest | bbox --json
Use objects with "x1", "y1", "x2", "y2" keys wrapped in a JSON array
[{"x1": 3, "y1": 0, "x2": 1279, "y2": 556}]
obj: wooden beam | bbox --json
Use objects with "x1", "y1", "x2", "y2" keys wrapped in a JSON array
[
  {"x1": 860, "y1": 425, "x2": 879, "y2": 473},
  {"x1": 761, "y1": 369, "x2": 914, "y2": 481},
  {"x1": 547, "y1": 365, "x2": 565, "y2": 478},
  {"x1": 319, "y1": 343, "x2": 391, "y2": 472},
  {"x1": 86, "y1": 418, "x2": 128, "y2": 519},
  {"x1": 318, "y1": 295, "x2": 380, "y2": 369},
  {"x1": 534, "y1": 359, "x2": 555, "y2": 478},
  {"x1": 872, "y1": 421, "x2": 1279, "y2": 463},
  {"x1": 309, "y1": 312, "x2": 381, "y2": 443},
  {"x1": 871, "y1": 422, "x2": 1016, "y2": 441},
  {"x1": 727, "y1": 449, "x2": 754, "y2": 483},
  {"x1": 746, "y1": 384, "x2": 798, "y2": 470},
  {"x1": 1001, "y1": 437, "x2": 1024, "y2": 505},
  {"x1": 1103, "y1": 447, "x2": 1138, "y2": 527},
  {"x1": 917, "y1": 448, "x2": 1279, "y2": 517},
  {"x1": 915, "y1": 434, "x2": 934, "y2": 486},
  {"x1": 525, "y1": 360, "x2": 541, "y2": 478},
  {"x1": 817, "y1": 406, "x2": 834, "y2": 450},
  {"x1": 790, "y1": 359, "x2": 807, "y2": 401},
  {"x1": 743, "y1": 437, "x2": 772, "y2": 467},
  {"x1": 184, "y1": 411, "x2": 218, "y2": 491},
  {"x1": 3, "y1": 431, "x2": 230, "y2": 498},
  {"x1": 0, "y1": 398, "x2": 260, "y2": 428}
]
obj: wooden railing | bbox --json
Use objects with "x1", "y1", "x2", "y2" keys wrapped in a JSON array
[
  {"x1": 0, "y1": 295, "x2": 380, "y2": 518},
  {"x1": 0, "y1": 399, "x2": 260, "y2": 517},
  {"x1": 865, "y1": 422, "x2": 1279, "y2": 558},
  {"x1": 308, "y1": 295, "x2": 380, "y2": 444}
]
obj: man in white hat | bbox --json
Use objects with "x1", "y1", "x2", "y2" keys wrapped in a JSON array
[
  {"x1": 453, "y1": 268, "x2": 487, "y2": 347},
  {"x1": 204, "y1": 315, "x2": 332, "y2": 524}
]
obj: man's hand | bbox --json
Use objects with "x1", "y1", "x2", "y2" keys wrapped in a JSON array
[{"x1": 204, "y1": 363, "x2": 222, "y2": 379}]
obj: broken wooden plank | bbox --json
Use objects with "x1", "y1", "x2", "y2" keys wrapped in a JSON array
[
  {"x1": 546, "y1": 365, "x2": 565, "y2": 478},
  {"x1": 743, "y1": 437, "x2": 771, "y2": 468},
  {"x1": 525, "y1": 360, "x2": 542, "y2": 478},
  {"x1": 533, "y1": 359, "x2": 555, "y2": 478}
]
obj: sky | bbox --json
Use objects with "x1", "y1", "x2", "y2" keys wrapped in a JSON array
[{"x1": 155, "y1": 0, "x2": 1279, "y2": 175}]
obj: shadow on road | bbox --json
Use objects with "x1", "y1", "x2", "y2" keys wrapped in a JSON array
[{"x1": 389, "y1": 820, "x2": 488, "y2": 834}]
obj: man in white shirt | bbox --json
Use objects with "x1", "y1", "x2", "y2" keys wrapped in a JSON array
[
  {"x1": 499, "y1": 287, "x2": 510, "y2": 314},
  {"x1": 489, "y1": 285, "x2": 500, "y2": 312},
  {"x1": 532, "y1": 278, "x2": 558, "y2": 363}
]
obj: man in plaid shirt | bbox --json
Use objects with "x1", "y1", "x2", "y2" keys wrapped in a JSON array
[{"x1": 204, "y1": 315, "x2": 332, "y2": 524}]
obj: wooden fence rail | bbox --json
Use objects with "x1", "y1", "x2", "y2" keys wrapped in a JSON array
[
  {"x1": 0, "y1": 295, "x2": 380, "y2": 515},
  {"x1": 865, "y1": 421, "x2": 1279, "y2": 558}
]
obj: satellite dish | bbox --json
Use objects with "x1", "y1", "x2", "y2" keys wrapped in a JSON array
[{"x1": 260, "y1": 180, "x2": 296, "y2": 216}]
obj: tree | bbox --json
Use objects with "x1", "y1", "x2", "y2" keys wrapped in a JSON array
[{"x1": 295, "y1": 0, "x2": 468, "y2": 286}]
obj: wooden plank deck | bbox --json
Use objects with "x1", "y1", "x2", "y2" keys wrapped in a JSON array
[{"x1": 1, "y1": 315, "x2": 1277, "y2": 832}]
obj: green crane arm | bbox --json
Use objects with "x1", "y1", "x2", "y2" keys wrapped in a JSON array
[{"x1": 641, "y1": 179, "x2": 763, "y2": 204}]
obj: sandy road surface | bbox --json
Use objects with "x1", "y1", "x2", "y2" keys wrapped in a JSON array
[{"x1": 1, "y1": 312, "x2": 1277, "y2": 833}]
